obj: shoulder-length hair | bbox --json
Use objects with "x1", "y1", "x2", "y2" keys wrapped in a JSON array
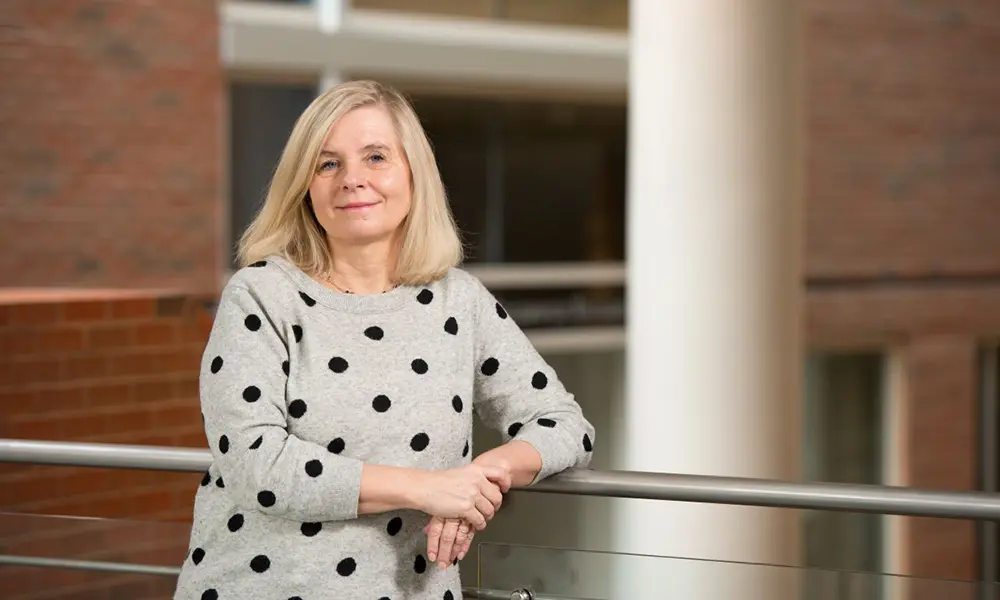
[{"x1": 236, "y1": 79, "x2": 463, "y2": 286}]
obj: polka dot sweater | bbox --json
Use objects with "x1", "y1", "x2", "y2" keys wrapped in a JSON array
[{"x1": 173, "y1": 255, "x2": 596, "y2": 600}]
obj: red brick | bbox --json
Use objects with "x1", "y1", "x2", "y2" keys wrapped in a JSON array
[
  {"x1": 135, "y1": 322, "x2": 176, "y2": 346},
  {"x1": 110, "y1": 299, "x2": 156, "y2": 320},
  {"x1": 9, "y1": 304, "x2": 60, "y2": 326},
  {"x1": 62, "y1": 301, "x2": 109, "y2": 322},
  {"x1": 86, "y1": 323, "x2": 135, "y2": 349}
]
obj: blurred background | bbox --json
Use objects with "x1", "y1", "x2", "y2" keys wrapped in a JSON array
[{"x1": 1, "y1": 0, "x2": 999, "y2": 598}]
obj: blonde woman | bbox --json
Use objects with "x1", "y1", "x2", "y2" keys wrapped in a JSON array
[{"x1": 174, "y1": 80, "x2": 595, "y2": 600}]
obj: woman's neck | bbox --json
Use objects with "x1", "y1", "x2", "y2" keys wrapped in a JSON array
[{"x1": 324, "y1": 239, "x2": 398, "y2": 295}]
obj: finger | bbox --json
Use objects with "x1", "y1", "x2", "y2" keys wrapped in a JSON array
[
  {"x1": 464, "y1": 507, "x2": 487, "y2": 531},
  {"x1": 452, "y1": 522, "x2": 472, "y2": 562},
  {"x1": 437, "y1": 519, "x2": 460, "y2": 570},
  {"x1": 425, "y1": 517, "x2": 444, "y2": 562},
  {"x1": 481, "y1": 466, "x2": 512, "y2": 493},
  {"x1": 480, "y1": 481, "x2": 503, "y2": 510},
  {"x1": 458, "y1": 529, "x2": 474, "y2": 561},
  {"x1": 475, "y1": 495, "x2": 495, "y2": 522}
]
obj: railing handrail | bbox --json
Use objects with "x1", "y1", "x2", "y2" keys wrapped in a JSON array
[{"x1": 2, "y1": 438, "x2": 999, "y2": 521}]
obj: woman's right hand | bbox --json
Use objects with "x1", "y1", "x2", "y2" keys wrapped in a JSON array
[{"x1": 414, "y1": 464, "x2": 511, "y2": 530}]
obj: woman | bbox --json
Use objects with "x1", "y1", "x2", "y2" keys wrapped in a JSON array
[{"x1": 174, "y1": 80, "x2": 595, "y2": 600}]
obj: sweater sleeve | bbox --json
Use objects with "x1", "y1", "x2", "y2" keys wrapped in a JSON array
[
  {"x1": 469, "y1": 278, "x2": 596, "y2": 483},
  {"x1": 200, "y1": 283, "x2": 364, "y2": 522}
]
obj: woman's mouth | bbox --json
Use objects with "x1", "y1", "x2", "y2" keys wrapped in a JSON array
[{"x1": 338, "y1": 201, "x2": 380, "y2": 211}]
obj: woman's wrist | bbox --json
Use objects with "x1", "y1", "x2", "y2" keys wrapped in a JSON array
[{"x1": 473, "y1": 440, "x2": 541, "y2": 487}]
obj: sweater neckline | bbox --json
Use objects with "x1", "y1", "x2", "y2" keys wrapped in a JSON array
[{"x1": 268, "y1": 255, "x2": 415, "y2": 314}]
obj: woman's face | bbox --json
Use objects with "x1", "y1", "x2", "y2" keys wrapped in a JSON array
[{"x1": 308, "y1": 105, "x2": 412, "y2": 246}]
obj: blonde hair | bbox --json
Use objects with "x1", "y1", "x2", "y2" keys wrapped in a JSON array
[{"x1": 236, "y1": 79, "x2": 463, "y2": 286}]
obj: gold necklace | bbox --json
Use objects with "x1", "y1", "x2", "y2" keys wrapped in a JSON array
[{"x1": 323, "y1": 272, "x2": 396, "y2": 295}]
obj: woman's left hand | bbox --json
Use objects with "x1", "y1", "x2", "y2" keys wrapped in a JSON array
[{"x1": 424, "y1": 515, "x2": 474, "y2": 569}]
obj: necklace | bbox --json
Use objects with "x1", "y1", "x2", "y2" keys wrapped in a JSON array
[{"x1": 323, "y1": 271, "x2": 397, "y2": 295}]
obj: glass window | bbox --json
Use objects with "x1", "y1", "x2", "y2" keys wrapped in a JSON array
[
  {"x1": 228, "y1": 81, "x2": 317, "y2": 267},
  {"x1": 410, "y1": 94, "x2": 627, "y2": 265},
  {"x1": 803, "y1": 352, "x2": 885, "y2": 598},
  {"x1": 353, "y1": 0, "x2": 628, "y2": 30}
]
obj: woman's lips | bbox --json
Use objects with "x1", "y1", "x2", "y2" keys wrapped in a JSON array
[{"x1": 338, "y1": 201, "x2": 379, "y2": 211}]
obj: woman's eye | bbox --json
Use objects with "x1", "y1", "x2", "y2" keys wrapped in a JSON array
[
  {"x1": 369, "y1": 153, "x2": 385, "y2": 163},
  {"x1": 318, "y1": 160, "x2": 338, "y2": 171}
]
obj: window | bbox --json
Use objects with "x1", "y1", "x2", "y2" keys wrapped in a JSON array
[
  {"x1": 410, "y1": 94, "x2": 626, "y2": 265},
  {"x1": 352, "y1": 0, "x2": 628, "y2": 30},
  {"x1": 803, "y1": 352, "x2": 885, "y2": 598},
  {"x1": 228, "y1": 81, "x2": 318, "y2": 266}
]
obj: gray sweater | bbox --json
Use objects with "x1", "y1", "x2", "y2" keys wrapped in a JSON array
[{"x1": 173, "y1": 255, "x2": 595, "y2": 600}]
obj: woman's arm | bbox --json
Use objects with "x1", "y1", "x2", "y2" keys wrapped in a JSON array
[{"x1": 469, "y1": 277, "x2": 596, "y2": 484}]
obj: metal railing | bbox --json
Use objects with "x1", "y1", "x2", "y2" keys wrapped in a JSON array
[
  {"x1": 3, "y1": 438, "x2": 1000, "y2": 520},
  {"x1": 2, "y1": 437, "x2": 999, "y2": 600}
]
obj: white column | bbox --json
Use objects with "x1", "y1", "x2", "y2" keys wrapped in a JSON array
[
  {"x1": 613, "y1": 0, "x2": 804, "y2": 597},
  {"x1": 317, "y1": 0, "x2": 346, "y2": 94}
]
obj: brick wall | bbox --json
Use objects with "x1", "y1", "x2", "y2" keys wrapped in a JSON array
[
  {"x1": 0, "y1": 290, "x2": 213, "y2": 598},
  {"x1": 0, "y1": 0, "x2": 224, "y2": 290},
  {"x1": 0, "y1": 291, "x2": 213, "y2": 520},
  {"x1": 805, "y1": 0, "x2": 1000, "y2": 583}
]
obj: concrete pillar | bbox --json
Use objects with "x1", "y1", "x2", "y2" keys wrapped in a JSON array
[{"x1": 613, "y1": 0, "x2": 804, "y2": 597}]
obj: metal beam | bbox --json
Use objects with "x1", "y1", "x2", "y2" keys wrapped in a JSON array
[
  {"x1": 3, "y1": 439, "x2": 1000, "y2": 521},
  {"x1": 220, "y1": 1, "x2": 628, "y2": 93}
]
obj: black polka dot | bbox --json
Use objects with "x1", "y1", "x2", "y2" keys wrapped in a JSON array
[
  {"x1": 257, "y1": 490, "x2": 276, "y2": 508},
  {"x1": 218, "y1": 435, "x2": 229, "y2": 454},
  {"x1": 496, "y1": 302, "x2": 508, "y2": 319},
  {"x1": 227, "y1": 513, "x2": 244, "y2": 532},
  {"x1": 201, "y1": 590, "x2": 218, "y2": 600},
  {"x1": 411, "y1": 358, "x2": 428, "y2": 374},
  {"x1": 444, "y1": 317, "x2": 458, "y2": 335},
  {"x1": 452, "y1": 395, "x2": 463, "y2": 413},
  {"x1": 244, "y1": 314, "x2": 261, "y2": 331},
  {"x1": 417, "y1": 289, "x2": 434, "y2": 304},
  {"x1": 337, "y1": 557, "x2": 357, "y2": 576},
  {"x1": 292, "y1": 324, "x2": 303, "y2": 342},
  {"x1": 453, "y1": 557, "x2": 458, "y2": 565},
  {"x1": 327, "y1": 438, "x2": 345, "y2": 454},
  {"x1": 537, "y1": 418, "x2": 557, "y2": 428},
  {"x1": 249, "y1": 435, "x2": 263, "y2": 450},
  {"x1": 289, "y1": 597, "x2": 303, "y2": 600},
  {"x1": 508, "y1": 422, "x2": 523, "y2": 437},
  {"x1": 364, "y1": 326, "x2": 384, "y2": 341},
  {"x1": 250, "y1": 260, "x2": 267, "y2": 267},
  {"x1": 410, "y1": 433, "x2": 430, "y2": 452},
  {"x1": 282, "y1": 360, "x2": 290, "y2": 375},
  {"x1": 481, "y1": 357, "x2": 499, "y2": 376},
  {"x1": 243, "y1": 385, "x2": 261, "y2": 403},
  {"x1": 378, "y1": 597, "x2": 390, "y2": 600},
  {"x1": 583, "y1": 433, "x2": 593, "y2": 452},
  {"x1": 210, "y1": 356, "x2": 223, "y2": 374},
  {"x1": 329, "y1": 357, "x2": 349, "y2": 373},
  {"x1": 372, "y1": 395, "x2": 391, "y2": 413},
  {"x1": 200, "y1": 471, "x2": 211, "y2": 486},
  {"x1": 414, "y1": 554, "x2": 427, "y2": 574},
  {"x1": 191, "y1": 548, "x2": 205, "y2": 565},
  {"x1": 215, "y1": 477, "x2": 225, "y2": 489},
  {"x1": 250, "y1": 554, "x2": 270, "y2": 573},
  {"x1": 301, "y1": 522, "x2": 322, "y2": 537},
  {"x1": 532, "y1": 371, "x2": 548, "y2": 389},
  {"x1": 462, "y1": 440, "x2": 469, "y2": 457},
  {"x1": 445, "y1": 591, "x2": 455, "y2": 600},
  {"x1": 299, "y1": 291, "x2": 316, "y2": 307},
  {"x1": 386, "y1": 516, "x2": 403, "y2": 536},
  {"x1": 289, "y1": 399, "x2": 307, "y2": 418},
  {"x1": 305, "y1": 459, "x2": 323, "y2": 477}
]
